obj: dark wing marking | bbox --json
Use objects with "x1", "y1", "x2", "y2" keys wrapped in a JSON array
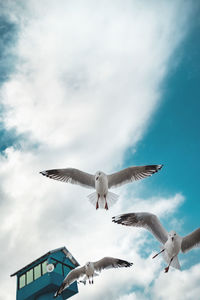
[
  {"x1": 112, "y1": 212, "x2": 168, "y2": 244},
  {"x1": 93, "y1": 257, "x2": 133, "y2": 273},
  {"x1": 40, "y1": 168, "x2": 95, "y2": 189},
  {"x1": 108, "y1": 165, "x2": 163, "y2": 188}
]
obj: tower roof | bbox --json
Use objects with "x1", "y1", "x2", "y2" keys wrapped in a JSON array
[{"x1": 10, "y1": 246, "x2": 79, "y2": 277}]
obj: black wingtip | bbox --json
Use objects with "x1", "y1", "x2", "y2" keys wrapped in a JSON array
[
  {"x1": 53, "y1": 292, "x2": 59, "y2": 298},
  {"x1": 40, "y1": 171, "x2": 47, "y2": 176},
  {"x1": 118, "y1": 259, "x2": 133, "y2": 268},
  {"x1": 155, "y1": 164, "x2": 163, "y2": 171},
  {"x1": 112, "y1": 215, "x2": 121, "y2": 224},
  {"x1": 125, "y1": 261, "x2": 133, "y2": 268},
  {"x1": 112, "y1": 214, "x2": 128, "y2": 223},
  {"x1": 112, "y1": 213, "x2": 138, "y2": 227}
]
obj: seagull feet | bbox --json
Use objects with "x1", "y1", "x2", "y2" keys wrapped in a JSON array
[
  {"x1": 152, "y1": 249, "x2": 164, "y2": 259},
  {"x1": 96, "y1": 194, "x2": 100, "y2": 210},
  {"x1": 104, "y1": 195, "x2": 108, "y2": 210},
  {"x1": 164, "y1": 266, "x2": 169, "y2": 273},
  {"x1": 92, "y1": 279, "x2": 94, "y2": 284}
]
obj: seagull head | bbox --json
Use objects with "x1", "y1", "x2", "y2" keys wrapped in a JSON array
[
  {"x1": 85, "y1": 262, "x2": 92, "y2": 268},
  {"x1": 95, "y1": 171, "x2": 102, "y2": 181},
  {"x1": 169, "y1": 230, "x2": 177, "y2": 241}
]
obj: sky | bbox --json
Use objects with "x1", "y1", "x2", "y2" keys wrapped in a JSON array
[{"x1": 0, "y1": 1, "x2": 200, "y2": 299}]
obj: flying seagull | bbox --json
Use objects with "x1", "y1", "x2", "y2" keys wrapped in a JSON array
[
  {"x1": 40, "y1": 164, "x2": 163, "y2": 210},
  {"x1": 54, "y1": 257, "x2": 133, "y2": 298},
  {"x1": 112, "y1": 212, "x2": 200, "y2": 272}
]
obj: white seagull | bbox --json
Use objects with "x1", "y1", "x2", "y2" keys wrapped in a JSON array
[
  {"x1": 112, "y1": 212, "x2": 200, "y2": 273},
  {"x1": 54, "y1": 257, "x2": 133, "y2": 298},
  {"x1": 40, "y1": 164, "x2": 163, "y2": 210}
]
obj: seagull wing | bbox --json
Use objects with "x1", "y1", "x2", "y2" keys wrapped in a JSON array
[
  {"x1": 54, "y1": 266, "x2": 85, "y2": 298},
  {"x1": 108, "y1": 165, "x2": 163, "y2": 188},
  {"x1": 93, "y1": 257, "x2": 133, "y2": 273},
  {"x1": 181, "y1": 228, "x2": 200, "y2": 253},
  {"x1": 112, "y1": 212, "x2": 168, "y2": 244},
  {"x1": 40, "y1": 168, "x2": 95, "y2": 189}
]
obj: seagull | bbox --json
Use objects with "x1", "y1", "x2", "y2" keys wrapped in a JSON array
[
  {"x1": 112, "y1": 212, "x2": 200, "y2": 273},
  {"x1": 40, "y1": 164, "x2": 163, "y2": 210},
  {"x1": 54, "y1": 257, "x2": 133, "y2": 298}
]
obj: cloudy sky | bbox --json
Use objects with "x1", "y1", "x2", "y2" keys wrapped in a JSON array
[{"x1": 0, "y1": 1, "x2": 200, "y2": 299}]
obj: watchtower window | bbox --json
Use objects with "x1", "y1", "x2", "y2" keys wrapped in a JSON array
[
  {"x1": 42, "y1": 261, "x2": 47, "y2": 275},
  {"x1": 19, "y1": 274, "x2": 26, "y2": 289},
  {"x1": 26, "y1": 269, "x2": 33, "y2": 284},
  {"x1": 18, "y1": 260, "x2": 48, "y2": 290},
  {"x1": 34, "y1": 264, "x2": 41, "y2": 280}
]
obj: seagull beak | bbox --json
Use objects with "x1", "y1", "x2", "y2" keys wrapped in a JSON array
[
  {"x1": 96, "y1": 177, "x2": 99, "y2": 181},
  {"x1": 172, "y1": 237, "x2": 174, "y2": 241}
]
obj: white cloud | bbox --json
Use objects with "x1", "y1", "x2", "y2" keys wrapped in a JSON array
[
  {"x1": 0, "y1": 1, "x2": 195, "y2": 299},
  {"x1": 115, "y1": 264, "x2": 200, "y2": 300},
  {"x1": 2, "y1": 0, "x2": 190, "y2": 168},
  {"x1": 152, "y1": 264, "x2": 200, "y2": 300}
]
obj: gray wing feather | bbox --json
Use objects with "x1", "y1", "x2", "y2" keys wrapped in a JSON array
[
  {"x1": 108, "y1": 165, "x2": 163, "y2": 188},
  {"x1": 93, "y1": 257, "x2": 133, "y2": 273},
  {"x1": 40, "y1": 168, "x2": 95, "y2": 189},
  {"x1": 181, "y1": 228, "x2": 200, "y2": 253},
  {"x1": 54, "y1": 266, "x2": 85, "y2": 297},
  {"x1": 112, "y1": 212, "x2": 168, "y2": 244}
]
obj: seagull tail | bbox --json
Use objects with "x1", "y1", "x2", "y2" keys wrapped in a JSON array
[
  {"x1": 87, "y1": 191, "x2": 119, "y2": 209},
  {"x1": 106, "y1": 191, "x2": 119, "y2": 208},
  {"x1": 171, "y1": 255, "x2": 181, "y2": 270},
  {"x1": 87, "y1": 192, "x2": 98, "y2": 207},
  {"x1": 162, "y1": 251, "x2": 181, "y2": 270}
]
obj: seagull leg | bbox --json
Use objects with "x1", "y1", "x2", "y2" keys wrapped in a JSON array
[
  {"x1": 92, "y1": 276, "x2": 94, "y2": 284},
  {"x1": 104, "y1": 195, "x2": 108, "y2": 210},
  {"x1": 164, "y1": 256, "x2": 174, "y2": 273},
  {"x1": 152, "y1": 249, "x2": 165, "y2": 259},
  {"x1": 96, "y1": 194, "x2": 100, "y2": 210}
]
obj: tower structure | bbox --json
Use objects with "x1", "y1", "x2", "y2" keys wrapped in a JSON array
[{"x1": 11, "y1": 247, "x2": 79, "y2": 300}]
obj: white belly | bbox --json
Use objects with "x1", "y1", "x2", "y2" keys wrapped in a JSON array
[
  {"x1": 165, "y1": 239, "x2": 180, "y2": 258},
  {"x1": 85, "y1": 265, "x2": 94, "y2": 277},
  {"x1": 95, "y1": 176, "x2": 108, "y2": 196}
]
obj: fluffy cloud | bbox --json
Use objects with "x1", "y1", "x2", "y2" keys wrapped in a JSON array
[
  {"x1": 0, "y1": 1, "x2": 195, "y2": 299},
  {"x1": 2, "y1": 0, "x2": 191, "y2": 166},
  {"x1": 118, "y1": 263, "x2": 200, "y2": 300},
  {"x1": 152, "y1": 264, "x2": 200, "y2": 300}
]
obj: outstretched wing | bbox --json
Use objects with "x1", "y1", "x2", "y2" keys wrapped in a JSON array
[
  {"x1": 93, "y1": 257, "x2": 133, "y2": 273},
  {"x1": 181, "y1": 228, "x2": 200, "y2": 253},
  {"x1": 40, "y1": 168, "x2": 95, "y2": 189},
  {"x1": 54, "y1": 266, "x2": 85, "y2": 298},
  {"x1": 108, "y1": 165, "x2": 163, "y2": 188},
  {"x1": 112, "y1": 212, "x2": 168, "y2": 244}
]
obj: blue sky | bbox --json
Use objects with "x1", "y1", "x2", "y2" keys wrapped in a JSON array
[
  {"x1": 126, "y1": 8, "x2": 200, "y2": 230},
  {"x1": 0, "y1": 1, "x2": 200, "y2": 300},
  {"x1": 124, "y1": 8, "x2": 200, "y2": 271}
]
